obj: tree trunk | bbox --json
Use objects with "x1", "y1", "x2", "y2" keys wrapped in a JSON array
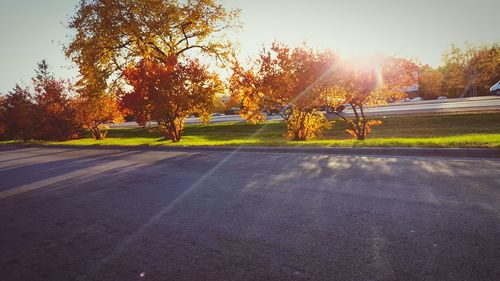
[
  {"x1": 293, "y1": 132, "x2": 301, "y2": 141},
  {"x1": 359, "y1": 105, "x2": 367, "y2": 141},
  {"x1": 167, "y1": 128, "x2": 181, "y2": 142},
  {"x1": 90, "y1": 126, "x2": 106, "y2": 140},
  {"x1": 90, "y1": 127, "x2": 99, "y2": 140},
  {"x1": 163, "y1": 117, "x2": 184, "y2": 142}
]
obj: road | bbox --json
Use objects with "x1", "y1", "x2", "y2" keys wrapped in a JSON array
[
  {"x1": 112, "y1": 96, "x2": 500, "y2": 127},
  {"x1": 1, "y1": 146, "x2": 499, "y2": 280},
  {"x1": 363, "y1": 96, "x2": 500, "y2": 115}
]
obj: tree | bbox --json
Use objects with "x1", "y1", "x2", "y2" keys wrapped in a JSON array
[
  {"x1": 222, "y1": 94, "x2": 240, "y2": 111},
  {"x1": 230, "y1": 42, "x2": 336, "y2": 140},
  {"x1": 75, "y1": 93, "x2": 123, "y2": 140},
  {"x1": 229, "y1": 60, "x2": 265, "y2": 124},
  {"x1": 0, "y1": 85, "x2": 37, "y2": 141},
  {"x1": 213, "y1": 95, "x2": 226, "y2": 114},
  {"x1": 66, "y1": 0, "x2": 238, "y2": 141},
  {"x1": 441, "y1": 43, "x2": 499, "y2": 97},
  {"x1": 122, "y1": 59, "x2": 223, "y2": 142},
  {"x1": 325, "y1": 55, "x2": 417, "y2": 140},
  {"x1": 0, "y1": 61, "x2": 83, "y2": 141},
  {"x1": 35, "y1": 60, "x2": 54, "y2": 82},
  {"x1": 419, "y1": 65, "x2": 445, "y2": 100},
  {"x1": 66, "y1": 0, "x2": 239, "y2": 95},
  {"x1": 32, "y1": 61, "x2": 81, "y2": 140},
  {"x1": 213, "y1": 94, "x2": 240, "y2": 114}
]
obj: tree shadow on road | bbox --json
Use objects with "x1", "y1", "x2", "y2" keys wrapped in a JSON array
[{"x1": 1, "y1": 149, "x2": 499, "y2": 281}]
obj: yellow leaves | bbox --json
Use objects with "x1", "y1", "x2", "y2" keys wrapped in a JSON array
[
  {"x1": 287, "y1": 110, "x2": 332, "y2": 141},
  {"x1": 229, "y1": 59, "x2": 265, "y2": 124},
  {"x1": 367, "y1": 120, "x2": 383, "y2": 127},
  {"x1": 199, "y1": 112, "x2": 211, "y2": 125},
  {"x1": 232, "y1": 43, "x2": 338, "y2": 138},
  {"x1": 67, "y1": 0, "x2": 239, "y2": 100},
  {"x1": 345, "y1": 129, "x2": 358, "y2": 139},
  {"x1": 440, "y1": 43, "x2": 499, "y2": 96},
  {"x1": 345, "y1": 119, "x2": 382, "y2": 140},
  {"x1": 364, "y1": 119, "x2": 382, "y2": 137},
  {"x1": 76, "y1": 93, "x2": 123, "y2": 131},
  {"x1": 240, "y1": 95, "x2": 265, "y2": 124}
]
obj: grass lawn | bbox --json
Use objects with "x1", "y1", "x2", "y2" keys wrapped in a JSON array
[{"x1": 2, "y1": 113, "x2": 500, "y2": 148}]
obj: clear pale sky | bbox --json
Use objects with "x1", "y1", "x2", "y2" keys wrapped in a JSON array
[{"x1": 1, "y1": 0, "x2": 499, "y2": 93}]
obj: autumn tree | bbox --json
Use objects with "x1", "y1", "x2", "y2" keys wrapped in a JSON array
[
  {"x1": 441, "y1": 43, "x2": 499, "y2": 97},
  {"x1": 229, "y1": 60, "x2": 265, "y2": 124},
  {"x1": 75, "y1": 93, "x2": 123, "y2": 140},
  {"x1": 0, "y1": 61, "x2": 84, "y2": 141},
  {"x1": 65, "y1": 0, "x2": 238, "y2": 140},
  {"x1": 213, "y1": 94, "x2": 240, "y2": 114},
  {"x1": 231, "y1": 43, "x2": 337, "y2": 140},
  {"x1": 122, "y1": 59, "x2": 223, "y2": 142},
  {"x1": 32, "y1": 60, "x2": 81, "y2": 140},
  {"x1": 66, "y1": 0, "x2": 239, "y2": 94},
  {"x1": 0, "y1": 85, "x2": 37, "y2": 141},
  {"x1": 419, "y1": 65, "x2": 445, "y2": 100},
  {"x1": 213, "y1": 95, "x2": 226, "y2": 114},
  {"x1": 223, "y1": 94, "x2": 241, "y2": 111},
  {"x1": 325, "y1": 56, "x2": 417, "y2": 140}
]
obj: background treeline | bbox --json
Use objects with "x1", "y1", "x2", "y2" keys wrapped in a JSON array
[{"x1": 419, "y1": 43, "x2": 499, "y2": 99}]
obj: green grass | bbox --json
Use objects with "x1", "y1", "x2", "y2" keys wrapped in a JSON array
[{"x1": 2, "y1": 113, "x2": 500, "y2": 148}]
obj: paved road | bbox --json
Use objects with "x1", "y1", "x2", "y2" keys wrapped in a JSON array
[
  {"x1": 1, "y1": 147, "x2": 499, "y2": 280},
  {"x1": 363, "y1": 96, "x2": 500, "y2": 115}
]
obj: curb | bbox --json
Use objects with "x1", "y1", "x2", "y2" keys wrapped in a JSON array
[{"x1": 2, "y1": 144, "x2": 500, "y2": 159}]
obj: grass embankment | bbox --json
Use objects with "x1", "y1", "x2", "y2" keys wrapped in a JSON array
[{"x1": 2, "y1": 113, "x2": 500, "y2": 148}]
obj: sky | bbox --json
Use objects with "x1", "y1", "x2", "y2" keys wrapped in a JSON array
[{"x1": 0, "y1": 0, "x2": 499, "y2": 93}]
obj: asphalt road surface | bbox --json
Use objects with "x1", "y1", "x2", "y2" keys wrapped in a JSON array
[
  {"x1": 1, "y1": 147, "x2": 499, "y2": 281},
  {"x1": 363, "y1": 96, "x2": 500, "y2": 115}
]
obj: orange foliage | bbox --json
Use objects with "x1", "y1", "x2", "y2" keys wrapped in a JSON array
[
  {"x1": 66, "y1": 0, "x2": 238, "y2": 97},
  {"x1": 229, "y1": 60, "x2": 265, "y2": 123},
  {"x1": 1, "y1": 61, "x2": 84, "y2": 141},
  {"x1": 419, "y1": 65, "x2": 445, "y2": 99},
  {"x1": 324, "y1": 55, "x2": 418, "y2": 140},
  {"x1": 0, "y1": 86, "x2": 37, "y2": 141},
  {"x1": 231, "y1": 42, "x2": 337, "y2": 140},
  {"x1": 33, "y1": 74, "x2": 81, "y2": 140},
  {"x1": 223, "y1": 95, "x2": 240, "y2": 111},
  {"x1": 122, "y1": 59, "x2": 223, "y2": 142},
  {"x1": 75, "y1": 93, "x2": 123, "y2": 140},
  {"x1": 287, "y1": 110, "x2": 332, "y2": 140}
]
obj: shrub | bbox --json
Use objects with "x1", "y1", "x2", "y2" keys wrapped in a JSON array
[{"x1": 287, "y1": 109, "x2": 332, "y2": 141}]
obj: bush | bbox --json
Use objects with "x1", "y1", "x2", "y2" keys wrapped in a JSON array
[
  {"x1": 34, "y1": 79, "x2": 81, "y2": 141},
  {"x1": 75, "y1": 93, "x2": 123, "y2": 140},
  {"x1": 1, "y1": 85, "x2": 38, "y2": 141},
  {"x1": 1, "y1": 61, "x2": 84, "y2": 141},
  {"x1": 287, "y1": 109, "x2": 332, "y2": 141}
]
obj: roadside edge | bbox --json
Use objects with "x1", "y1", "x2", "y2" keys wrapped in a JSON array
[{"x1": 2, "y1": 144, "x2": 499, "y2": 159}]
